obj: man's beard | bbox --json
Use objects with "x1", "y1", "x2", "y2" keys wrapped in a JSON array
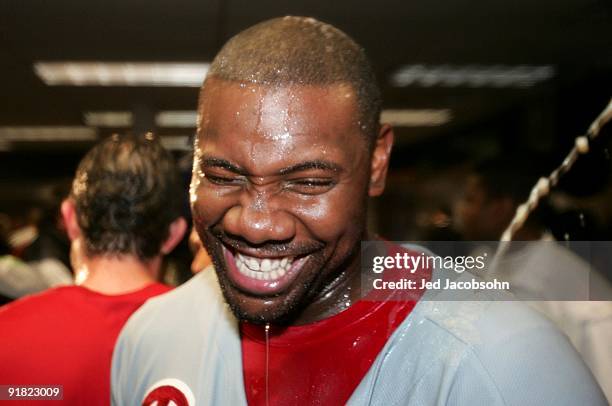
[{"x1": 200, "y1": 227, "x2": 354, "y2": 325}]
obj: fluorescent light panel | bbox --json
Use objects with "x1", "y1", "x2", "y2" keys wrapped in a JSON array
[
  {"x1": 381, "y1": 109, "x2": 452, "y2": 127},
  {"x1": 84, "y1": 111, "x2": 133, "y2": 127},
  {"x1": 155, "y1": 111, "x2": 198, "y2": 128},
  {"x1": 34, "y1": 62, "x2": 210, "y2": 87},
  {"x1": 0, "y1": 126, "x2": 97, "y2": 141},
  {"x1": 391, "y1": 65, "x2": 555, "y2": 88}
]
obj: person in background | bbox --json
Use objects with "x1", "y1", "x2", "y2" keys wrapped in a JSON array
[
  {"x1": 0, "y1": 204, "x2": 73, "y2": 302},
  {"x1": 455, "y1": 157, "x2": 612, "y2": 401},
  {"x1": 0, "y1": 133, "x2": 186, "y2": 405}
]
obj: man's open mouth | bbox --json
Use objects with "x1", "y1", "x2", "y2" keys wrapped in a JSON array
[
  {"x1": 235, "y1": 253, "x2": 295, "y2": 280},
  {"x1": 222, "y1": 245, "x2": 310, "y2": 296}
]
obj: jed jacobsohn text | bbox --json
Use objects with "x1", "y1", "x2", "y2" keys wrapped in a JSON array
[
  {"x1": 373, "y1": 278, "x2": 510, "y2": 291},
  {"x1": 372, "y1": 252, "x2": 487, "y2": 274},
  {"x1": 370, "y1": 252, "x2": 511, "y2": 292}
]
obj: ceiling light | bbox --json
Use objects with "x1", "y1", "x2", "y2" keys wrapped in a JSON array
[
  {"x1": 156, "y1": 111, "x2": 198, "y2": 128},
  {"x1": 0, "y1": 126, "x2": 97, "y2": 141},
  {"x1": 84, "y1": 111, "x2": 133, "y2": 127},
  {"x1": 391, "y1": 65, "x2": 555, "y2": 88},
  {"x1": 34, "y1": 62, "x2": 210, "y2": 87},
  {"x1": 381, "y1": 109, "x2": 452, "y2": 127}
]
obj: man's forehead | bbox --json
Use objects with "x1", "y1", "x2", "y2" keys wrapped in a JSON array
[
  {"x1": 198, "y1": 78, "x2": 363, "y2": 145},
  {"x1": 199, "y1": 77, "x2": 358, "y2": 115}
]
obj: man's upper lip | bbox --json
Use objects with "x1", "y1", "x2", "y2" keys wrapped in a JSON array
[
  {"x1": 224, "y1": 244, "x2": 304, "y2": 259},
  {"x1": 211, "y1": 230, "x2": 323, "y2": 258},
  {"x1": 217, "y1": 239, "x2": 314, "y2": 259}
]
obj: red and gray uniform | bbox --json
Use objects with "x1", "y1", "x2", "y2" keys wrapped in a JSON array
[{"x1": 112, "y1": 249, "x2": 606, "y2": 406}]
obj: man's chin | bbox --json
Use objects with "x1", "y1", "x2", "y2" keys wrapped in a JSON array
[{"x1": 216, "y1": 278, "x2": 304, "y2": 325}]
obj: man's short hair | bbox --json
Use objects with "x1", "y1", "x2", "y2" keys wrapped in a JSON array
[
  {"x1": 203, "y1": 16, "x2": 382, "y2": 140},
  {"x1": 71, "y1": 134, "x2": 182, "y2": 260}
]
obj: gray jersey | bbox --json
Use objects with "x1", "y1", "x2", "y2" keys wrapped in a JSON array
[{"x1": 112, "y1": 266, "x2": 606, "y2": 405}]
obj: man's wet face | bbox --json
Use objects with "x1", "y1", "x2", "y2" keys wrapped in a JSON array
[{"x1": 191, "y1": 78, "x2": 372, "y2": 324}]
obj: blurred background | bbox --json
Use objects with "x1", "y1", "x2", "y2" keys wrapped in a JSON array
[{"x1": 0, "y1": 0, "x2": 611, "y2": 284}]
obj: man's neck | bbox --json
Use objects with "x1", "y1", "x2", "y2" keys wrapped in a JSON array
[{"x1": 75, "y1": 254, "x2": 161, "y2": 295}]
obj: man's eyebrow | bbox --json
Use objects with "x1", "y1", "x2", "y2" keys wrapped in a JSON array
[
  {"x1": 201, "y1": 157, "x2": 249, "y2": 176},
  {"x1": 201, "y1": 157, "x2": 342, "y2": 176},
  {"x1": 278, "y1": 160, "x2": 342, "y2": 175}
]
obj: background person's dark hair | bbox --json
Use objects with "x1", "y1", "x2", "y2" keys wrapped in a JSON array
[
  {"x1": 70, "y1": 134, "x2": 182, "y2": 261},
  {"x1": 204, "y1": 16, "x2": 382, "y2": 141}
]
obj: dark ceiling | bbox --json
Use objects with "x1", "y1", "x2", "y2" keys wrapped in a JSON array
[{"x1": 0, "y1": 0, "x2": 611, "y2": 201}]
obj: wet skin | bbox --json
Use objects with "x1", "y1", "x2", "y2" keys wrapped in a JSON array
[{"x1": 191, "y1": 78, "x2": 393, "y2": 325}]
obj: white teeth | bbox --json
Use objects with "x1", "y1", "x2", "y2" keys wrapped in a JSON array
[
  {"x1": 233, "y1": 253, "x2": 295, "y2": 280},
  {"x1": 261, "y1": 259, "x2": 271, "y2": 272},
  {"x1": 249, "y1": 258, "x2": 260, "y2": 270}
]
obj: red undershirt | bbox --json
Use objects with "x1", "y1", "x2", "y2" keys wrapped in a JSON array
[{"x1": 241, "y1": 243, "x2": 430, "y2": 405}]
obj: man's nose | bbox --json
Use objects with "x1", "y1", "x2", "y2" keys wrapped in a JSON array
[{"x1": 222, "y1": 191, "x2": 296, "y2": 245}]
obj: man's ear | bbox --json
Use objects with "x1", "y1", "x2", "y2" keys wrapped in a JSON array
[
  {"x1": 161, "y1": 217, "x2": 188, "y2": 255},
  {"x1": 61, "y1": 199, "x2": 81, "y2": 241},
  {"x1": 368, "y1": 123, "x2": 394, "y2": 197}
]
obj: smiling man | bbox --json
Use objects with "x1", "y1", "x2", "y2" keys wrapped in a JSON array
[
  {"x1": 191, "y1": 76, "x2": 390, "y2": 326},
  {"x1": 112, "y1": 17, "x2": 607, "y2": 406}
]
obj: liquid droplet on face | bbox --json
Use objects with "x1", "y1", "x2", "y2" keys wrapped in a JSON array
[{"x1": 579, "y1": 212, "x2": 585, "y2": 228}]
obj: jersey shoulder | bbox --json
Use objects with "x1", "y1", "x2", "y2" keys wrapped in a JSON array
[
  {"x1": 111, "y1": 267, "x2": 245, "y2": 406},
  {"x1": 351, "y1": 292, "x2": 607, "y2": 405},
  {"x1": 0, "y1": 285, "x2": 76, "y2": 319}
]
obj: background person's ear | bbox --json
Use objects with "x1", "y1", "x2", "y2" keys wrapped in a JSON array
[
  {"x1": 368, "y1": 124, "x2": 394, "y2": 197},
  {"x1": 161, "y1": 217, "x2": 188, "y2": 255},
  {"x1": 61, "y1": 199, "x2": 81, "y2": 241}
]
